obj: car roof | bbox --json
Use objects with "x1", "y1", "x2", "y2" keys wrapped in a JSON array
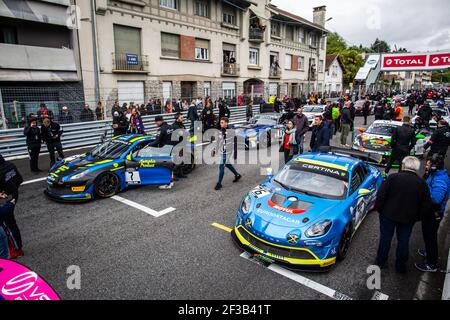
[
  {"x1": 293, "y1": 152, "x2": 360, "y2": 172},
  {"x1": 371, "y1": 120, "x2": 403, "y2": 126},
  {"x1": 111, "y1": 134, "x2": 154, "y2": 143}
]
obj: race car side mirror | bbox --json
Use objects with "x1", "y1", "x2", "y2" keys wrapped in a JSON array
[
  {"x1": 358, "y1": 127, "x2": 366, "y2": 133},
  {"x1": 416, "y1": 134, "x2": 425, "y2": 139},
  {"x1": 357, "y1": 188, "x2": 372, "y2": 197}
]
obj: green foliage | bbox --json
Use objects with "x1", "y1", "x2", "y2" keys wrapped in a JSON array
[
  {"x1": 431, "y1": 70, "x2": 450, "y2": 83},
  {"x1": 370, "y1": 38, "x2": 391, "y2": 53},
  {"x1": 326, "y1": 32, "x2": 347, "y2": 54},
  {"x1": 339, "y1": 50, "x2": 365, "y2": 86}
]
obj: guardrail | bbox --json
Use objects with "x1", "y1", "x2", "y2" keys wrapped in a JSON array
[{"x1": 0, "y1": 105, "x2": 260, "y2": 159}]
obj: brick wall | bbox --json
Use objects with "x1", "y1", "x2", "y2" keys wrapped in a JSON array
[
  {"x1": 180, "y1": 35, "x2": 195, "y2": 61},
  {"x1": 291, "y1": 55, "x2": 299, "y2": 70}
]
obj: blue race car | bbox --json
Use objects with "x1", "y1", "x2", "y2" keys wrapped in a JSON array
[
  {"x1": 231, "y1": 113, "x2": 284, "y2": 149},
  {"x1": 45, "y1": 134, "x2": 181, "y2": 202},
  {"x1": 232, "y1": 148, "x2": 383, "y2": 271}
]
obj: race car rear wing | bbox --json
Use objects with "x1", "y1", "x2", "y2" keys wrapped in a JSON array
[{"x1": 318, "y1": 146, "x2": 383, "y2": 165}]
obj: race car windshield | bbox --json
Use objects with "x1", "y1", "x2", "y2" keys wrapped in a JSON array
[
  {"x1": 90, "y1": 141, "x2": 130, "y2": 159},
  {"x1": 273, "y1": 165, "x2": 347, "y2": 200},
  {"x1": 302, "y1": 106, "x2": 324, "y2": 113},
  {"x1": 365, "y1": 124, "x2": 396, "y2": 136},
  {"x1": 252, "y1": 118, "x2": 277, "y2": 126}
]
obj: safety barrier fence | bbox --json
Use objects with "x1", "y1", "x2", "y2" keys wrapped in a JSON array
[{"x1": 0, "y1": 105, "x2": 261, "y2": 159}]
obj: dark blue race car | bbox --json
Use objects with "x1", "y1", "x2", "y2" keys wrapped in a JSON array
[
  {"x1": 44, "y1": 134, "x2": 186, "y2": 202},
  {"x1": 231, "y1": 113, "x2": 284, "y2": 149},
  {"x1": 232, "y1": 148, "x2": 383, "y2": 271}
]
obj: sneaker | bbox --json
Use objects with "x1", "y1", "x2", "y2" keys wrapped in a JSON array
[
  {"x1": 233, "y1": 174, "x2": 242, "y2": 183},
  {"x1": 417, "y1": 249, "x2": 427, "y2": 258},
  {"x1": 414, "y1": 262, "x2": 437, "y2": 272},
  {"x1": 159, "y1": 183, "x2": 173, "y2": 190},
  {"x1": 214, "y1": 183, "x2": 222, "y2": 191}
]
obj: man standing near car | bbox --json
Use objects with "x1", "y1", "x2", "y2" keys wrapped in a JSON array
[
  {"x1": 340, "y1": 102, "x2": 352, "y2": 147},
  {"x1": 375, "y1": 156, "x2": 432, "y2": 273},
  {"x1": 148, "y1": 116, "x2": 175, "y2": 148},
  {"x1": 385, "y1": 116, "x2": 416, "y2": 175},
  {"x1": 309, "y1": 115, "x2": 331, "y2": 152},
  {"x1": 363, "y1": 97, "x2": 371, "y2": 126},
  {"x1": 374, "y1": 102, "x2": 385, "y2": 120},
  {"x1": 41, "y1": 116, "x2": 64, "y2": 167},
  {"x1": 293, "y1": 107, "x2": 309, "y2": 155},
  {"x1": 23, "y1": 117, "x2": 42, "y2": 173},
  {"x1": 424, "y1": 120, "x2": 450, "y2": 158}
]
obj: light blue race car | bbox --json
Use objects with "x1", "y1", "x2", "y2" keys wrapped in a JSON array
[{"x1": 232, "y1": 148, "x2": 383, "y2": 271}]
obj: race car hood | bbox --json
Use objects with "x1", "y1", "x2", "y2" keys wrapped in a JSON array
[
  {"x1": 233, "y1": 124, "x2": 275, "y2": 138},
  {"x1": 49, "y1": 153, "x2": 116, "y2": 179},
  {"x1": 243, "y1": 182, "x2": 340, "y2": 233},
  {"x1": 357, "y1": 133, "x2": 391, "y2": 152}
]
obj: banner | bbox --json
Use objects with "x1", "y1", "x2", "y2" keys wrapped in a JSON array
[{"x1": 381, "y1": 52, "x2": 450, "y2": 71}]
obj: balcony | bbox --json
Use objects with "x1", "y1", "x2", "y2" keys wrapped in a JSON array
[
  {"x1": 269, "y1": 67, "x2": 282, "y2": 79},
  {"x1": 0, "y1": 43, "x2": 78, "y2": 81},
  {"x1": 249, "y1": 27, "x2": 265, "y2": 43},
  {"x1": 112, "y1": 53, "x2": 149, "y2": 73},
  {"x1": 222, "y1": 63, "x2": 240, "y2": 77}
]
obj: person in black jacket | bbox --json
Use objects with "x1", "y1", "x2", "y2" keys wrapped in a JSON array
[
  {"x1": 340, "y1": 103, "x2": 352, "y2": 146},
  {"x1": 41, "y1": 117, "x2": 64, "y2": 167},
  {"x1": 187, "y1": 102, "x2": 199, "y2": 133},
  {"x1": 374, "y1": 102, "x2": 385, "y2": 120},
  {"x1": 309, "y1": 115, "x2": 331, "y2": 152},
  {"x1": 0, "y1": 154, "x2": 23, "y2": 254},
  {"x1": 385, "y1": 116, "x2": 416, "y2": 174},
  {"x1": 201, "y1": 102, "x2": 215, "y2": 132},
  {"x1": 80, "y1": 104, "x2": 95, "y2": 122},
  {"x1": 23, "y1": 117, "x2": 42, "y2": 173},
  {"x1": 417, "y1": 103, "x2": 433, "y2": 128},
  {"x1": 424, "y1": 120, "x2": 450, "y2": 157},
  {"x1": 375, "y1": 156, "x2": 432, "y2": 273},
  {"x1": 148, "y1": 116, "x2": 175, "y2": 148},
  {"x1": 112, "y1": 111, "x2": 128, "y2": 137},
  {"x1": 218, "y1": 101, "x2": 231, "y2": 122}
]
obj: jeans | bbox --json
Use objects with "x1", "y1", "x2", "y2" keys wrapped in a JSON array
[
  {"x1": 295, "y1": 132, "x2": 304, "y2": 155},
  {"x1": 0, "y1": 225, "x2": 9, "y2": 259},
  {"x1": 340, "y1": 124, "x2": 350, "y2": 145},
  {"x1": 376, "y1": 214, "x2": 415, "y2": 270},
  {"x1": 218, "y1": 154, "x2": 239, "y2": 184},
  {"x1": 422, "y1": 215, "x2": 441, "y2": 266}
]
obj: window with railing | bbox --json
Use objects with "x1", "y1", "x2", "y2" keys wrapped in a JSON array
[
  {"x1": 249, "y1": 48, "x2": 259, "y2": 66},
  {"x1": 271, "y1": 22, "x2": 280, "y2": 37}
]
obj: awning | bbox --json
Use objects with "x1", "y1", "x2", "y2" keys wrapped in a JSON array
[
  {"x1": 0, "y1": 70, "x2": 78, "y2": 82},
  {"x1": 0, "y1": 0, "x2": 69, "y2": 26}
]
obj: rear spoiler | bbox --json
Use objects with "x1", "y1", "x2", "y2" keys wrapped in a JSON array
[{"x1": 318, "y1": 146, "x2": 383, "y2": 165}]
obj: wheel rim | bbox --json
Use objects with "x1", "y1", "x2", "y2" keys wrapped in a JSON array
[{"x1": 96, "y1": 173, "x2": 119, "y2": 197}]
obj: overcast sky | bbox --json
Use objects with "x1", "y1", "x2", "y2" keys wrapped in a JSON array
[{"x1": 271, "y1": 0, "x2": 450, "y2": 52}]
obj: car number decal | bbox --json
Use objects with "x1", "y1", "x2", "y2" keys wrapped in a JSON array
[
  {"x1": 251, "y1": 186, "x2": 270, "y2": 198},
  {"x1": 125, "y1": 171, "x2": 141, "y2": 185}
]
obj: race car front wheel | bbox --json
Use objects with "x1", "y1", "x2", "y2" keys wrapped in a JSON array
[
  {"x1": 337, "y1": 223, "x2": 352, "y2": 261},
  {"x1": 94, "y1": 172, "x2": 120, "y2": 198}
]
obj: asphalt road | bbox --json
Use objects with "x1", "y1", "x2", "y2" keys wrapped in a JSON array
[{"x1": 7, "y1": 113, "x2": 449, "y2": 300}]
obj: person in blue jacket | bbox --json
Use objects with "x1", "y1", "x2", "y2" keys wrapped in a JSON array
[
  {"x1": 415, "y1": 154, "x2": 450, "y2": 272},
  {"x1": 309, "y1": 115, "x2": 331, "y2": 153},
  {"x1": 0, "y1": 193, "x2": 16, "y2": 259}
]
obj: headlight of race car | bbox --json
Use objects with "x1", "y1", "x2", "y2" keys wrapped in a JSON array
[
  {"x1": 241, "y1": 194, "x2": 252, "y2": 214},
  {"x1": 305, "y1": 220, "x2": 332, "y2": 238},
  {"x1": 69, "y1": 170, "x2": 89, "y2": 181}
]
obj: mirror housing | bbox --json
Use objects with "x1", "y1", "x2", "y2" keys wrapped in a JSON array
[{"x1": 358, "y1": 188, "x2": 372, "y2": 196}]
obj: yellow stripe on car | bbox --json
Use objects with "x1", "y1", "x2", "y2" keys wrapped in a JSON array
[{"x1": 295, "y1": 158, "x2": 347, "y2": 171}]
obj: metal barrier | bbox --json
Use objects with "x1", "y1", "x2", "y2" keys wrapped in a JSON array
[{"x1": 0, "y1": 105, "x2": 260, "y2": 159}]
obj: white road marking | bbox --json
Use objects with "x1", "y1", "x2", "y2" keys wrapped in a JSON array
[
  {"x1": 111, "y1": 195, "x2": 175, "y2": 218},
  {"x1": 239, "y1": 252, "x2": 353, "y2": 300},
  {"x1": 22, "y1": 177, "x2": 47, "y2": 185}
]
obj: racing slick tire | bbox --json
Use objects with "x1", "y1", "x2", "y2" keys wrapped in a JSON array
[
  {"x1": 337, "y1": 223, "x2": 352, "y2": 261},
  {"x1": 94, "y1": 172, "x2": 120, "y2": 198}
]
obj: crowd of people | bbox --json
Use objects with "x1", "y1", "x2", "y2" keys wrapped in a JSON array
[{"x1": 1, "y1": 87, "x2": 449, "y2": 275}]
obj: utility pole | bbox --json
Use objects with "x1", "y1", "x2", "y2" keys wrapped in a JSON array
[{"x1": 90, "y1": 0, "x2": 100, "y2": 104}]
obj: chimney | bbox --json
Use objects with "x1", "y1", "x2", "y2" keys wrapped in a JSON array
[{"x1": 313, "y1": 6, "x2": 326, "y2": 26}]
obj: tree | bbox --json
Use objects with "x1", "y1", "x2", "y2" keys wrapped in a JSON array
[
  {"x1": 339, "y1": 50, "x2": 365, "y2": 87},
  {"x1": 326, "y1": 32, "x2": 347, "y2": 54},
  {"x1": 370, "y1": 38, "x2": 391, "y2": 53}
]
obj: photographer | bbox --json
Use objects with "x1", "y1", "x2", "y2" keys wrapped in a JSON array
[{"x1": 415, "y1": 155, "x2": 450, "y2": 272}]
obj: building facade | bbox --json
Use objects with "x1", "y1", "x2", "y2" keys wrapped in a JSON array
[
  {"x1": 324, "y1": 54, "x2": 344, "y2": 96},
  {"x1": 76, "y1": 0, "x2": 328, "y2": 115},
  {"x1": 0, "y1": 0, "x2": 84, "y2": 128}
]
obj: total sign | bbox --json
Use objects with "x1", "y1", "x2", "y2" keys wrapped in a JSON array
[{"x1": 381, "y1": 52, "x2": 450, "y2": 71}]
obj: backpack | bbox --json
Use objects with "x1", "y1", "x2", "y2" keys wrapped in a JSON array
[{"x1": 332, "y1": 107, "x2": 340, "y2": 120}]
